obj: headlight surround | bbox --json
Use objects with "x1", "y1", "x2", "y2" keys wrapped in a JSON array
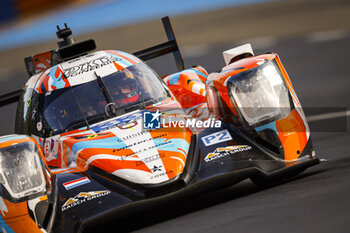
[
  {"x1": 228, "y1": 60, "x2": 292, "y2": 127},
  {"x1": 0, "y1": 141, "x2": 47, "y2": 202}
]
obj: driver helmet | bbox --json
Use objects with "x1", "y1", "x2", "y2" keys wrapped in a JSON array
[{"x1": 112, "y1": 69, "x2": 140, "y2": 105}]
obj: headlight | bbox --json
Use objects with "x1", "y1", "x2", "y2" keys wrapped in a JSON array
[
  {"x1": 0, "y1": 140, "x2": 47, "y2": 202},
  {"x1": 228, "y1": 60, "x2": 292, "y2": 126}
]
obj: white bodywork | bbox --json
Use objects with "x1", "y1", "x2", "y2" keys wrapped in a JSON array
[{"x1": 223, "y1": 43, "x2": 254, "y2": 65}]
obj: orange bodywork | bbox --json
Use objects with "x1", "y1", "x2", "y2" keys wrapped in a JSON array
[
  {"x1": 276, "y1": 109, "x2": 308, "y2": 160},
  {"x1": 0, "y1": 199, "x2": 42, "y2": 233},
  {"x1": 209, "y1": 54, "x2": 310, "y2": 161},
  {"x1": 0, "y1": 136, "x2": 47, "y2": 232},
  {"x1": 43, "y1": 99, "x2": 192, "y2": 184},
  {"x1": 163, "y1": 66, "x2": 208, "y2": 109},
  {"x1": 32, "y1": 51, "x2": 53, "y2": 74}
]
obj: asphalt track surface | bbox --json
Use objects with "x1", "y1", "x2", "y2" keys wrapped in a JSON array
[{"x1": 0, "y1": 1, "x2": 349, "y2": 233}]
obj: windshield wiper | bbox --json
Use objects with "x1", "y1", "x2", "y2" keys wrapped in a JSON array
[
  {"x1": 120, "y1": 98, "x2": 162, "y2": 113},
  {"x1": 94, "y1": 71, "x2": 119, "y2": 117},
  {"x1": 139, "y1": 91, "x2": 147, "y2": 109}
]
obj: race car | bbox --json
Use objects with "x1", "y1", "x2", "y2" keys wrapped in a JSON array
[{"x1": 0, "y1": 17, "x2": 318, "y2": 233}]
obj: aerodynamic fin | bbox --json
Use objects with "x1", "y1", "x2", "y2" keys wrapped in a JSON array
[{"x1": 133, "y1": 16, "x2": 185, "y2": 71}]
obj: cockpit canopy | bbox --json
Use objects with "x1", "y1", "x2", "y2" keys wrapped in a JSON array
[{"x1": 16, "y1": 62, "x2": 170, "y2": 137}]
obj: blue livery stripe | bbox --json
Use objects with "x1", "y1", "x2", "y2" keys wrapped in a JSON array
[
  {"x1": 106, "y1": 52, "x2": 133, "y2": 67},
  {"x1": 168, "y1": 73, "x2": 181, "y2": 85},
  {"x1": 0, "y1": 135, "x2": 28, "y2": 143},
  {"x1": 190, "y1": 68, "x2": 207, "y2": 78},
  {"x1": 255, "y1": 121, "x2": 278, "y2": 134},
  {"x1": 71, "y1": 136, "x2": 128, "y2": 153}
]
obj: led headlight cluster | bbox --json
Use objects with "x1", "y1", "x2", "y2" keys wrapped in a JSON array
[
  {"x1": 0, "y1": 141, "x2": 47, "y2": 202},
  {"x1": 228, "y1": 60, "x2": 292, "y2": 127}
]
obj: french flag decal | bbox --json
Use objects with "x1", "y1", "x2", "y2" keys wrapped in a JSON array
[{"x1": 63, "y1": 177, "x2": 90, "y2": 190}]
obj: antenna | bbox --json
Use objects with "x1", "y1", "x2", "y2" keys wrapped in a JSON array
[{"x1": 56, "y1": 23, "x2": 75, "y2": 48}]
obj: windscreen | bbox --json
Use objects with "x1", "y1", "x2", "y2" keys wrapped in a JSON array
[{"x1": 36, "y1": 63, "x2": 170, "y2": 136}]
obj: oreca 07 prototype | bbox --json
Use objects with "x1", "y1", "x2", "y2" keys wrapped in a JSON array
[{"x1": 0, "y1": 17, "x2": 318, "y2": 232}]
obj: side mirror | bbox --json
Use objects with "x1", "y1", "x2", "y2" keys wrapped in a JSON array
[{"x1": 0, "y1": 135, "x2": 50, "y2": 203}]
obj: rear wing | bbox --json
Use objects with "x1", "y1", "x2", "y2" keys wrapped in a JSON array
[
  {"x1": 133, "y1": 16, "x2": 184, "y2": 71},
  {"x1": 0, "y1": 16, "x2": 184, "y2": 107}
]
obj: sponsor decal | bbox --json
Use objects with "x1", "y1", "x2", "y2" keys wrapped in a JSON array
[
  {"x1": 150, "y1": 165, "x2": 162, "y2": 172},
  {"x1": 31, "y1": 108, "x2": 37, "y2": 120},
  {"x1": 136, "y1": 153, "x2": 166, "y2": 166},
  {"x1": 143, "y1": 110, "x2": 161, "y2": 129},
  {"x1": 61, "y1": 190, "x2": 111, "y2": 211},
  {"x1": 150, "y1": 170, "x2": 173, "y2": 180},
  {"x1": 204, "y1": 145, "x2": 252, "y2": 162},
  {"x1": 113, "y1": 135, "x2": 171, "y2": 153},
  {"x1": 201, "y1": 129, "x2": 233, "y2": 146},
  {"x1": 36, "y1": 122, "x2": 42, "y2": 131},
  {"x1": 121, "y1": 131, "x2": 147, "y2": 141},
  {"x1": 63, "y1": 177, "x2": 90, "y2": 190},
  {"x1": 88, "y1": 134, "x2": 98, "y2": 139},
  {"x1": 44, "y1": 138, "x2": 54, "y2": 156},
  {"x1": 64, "y1": 55, "x2": 121, "y2": 78},
  {"x1": 43, "y1": 137, "x2": 59, "y2": 162},
  {"x1": 91, "y1": 111, "x2": 142, "y2": 133},
  {"x1": 73, "y1": 133, "x2": 109, "y2": 140},
  {"x1": 118, "y1": 120, "x2": 137, "y2": 130}
]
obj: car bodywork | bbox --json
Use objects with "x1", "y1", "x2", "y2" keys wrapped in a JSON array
[{"x1": 0, "y1": 17, "x2": 318, "y2": 233}]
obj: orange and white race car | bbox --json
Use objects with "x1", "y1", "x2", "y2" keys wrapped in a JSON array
[{"x1": 0, "y1": 17, "x2": 318, "y2": 233}]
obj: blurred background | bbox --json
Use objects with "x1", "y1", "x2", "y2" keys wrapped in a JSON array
[
  {"x1": 1, "y1": 0, "x2": 349, "y2": 135},
  {"x1": 0, "y1": 0, "x2": 350, "y2": 231}
]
